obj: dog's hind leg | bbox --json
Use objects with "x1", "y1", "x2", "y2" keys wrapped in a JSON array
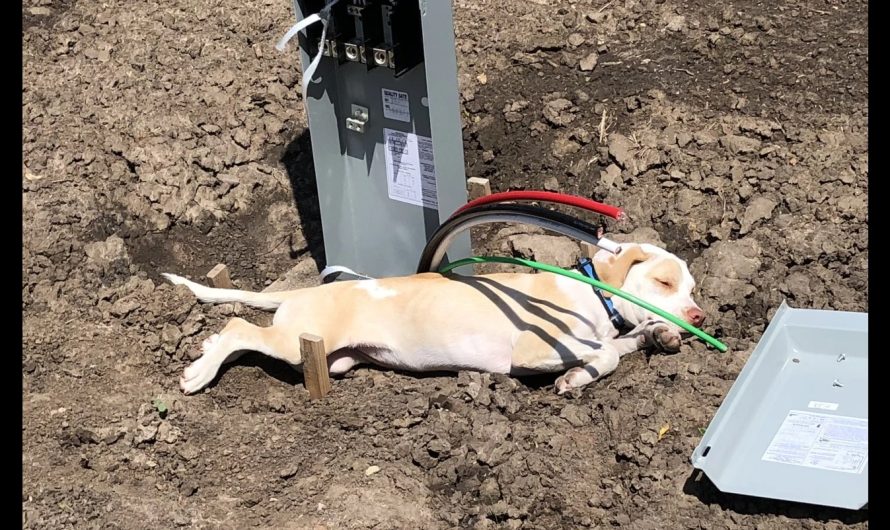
[{"x1": 180, "y1": 317, "x2": 303, "y2": 394}]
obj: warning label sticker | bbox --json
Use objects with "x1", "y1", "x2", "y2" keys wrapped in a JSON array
[
  {"x1": 383, "y1": 128, "x2": 437, "y2": 209},
  {"x1": 762, "y1": 410, "x2": 867, "y2": 474},
  {"x1": 382, "y1": 88, "x2": 411, "y2": 122}
]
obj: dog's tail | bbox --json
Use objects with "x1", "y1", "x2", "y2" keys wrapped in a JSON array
[{"x1": 162, "y1": 273, "x2": 293, "y2": 311}]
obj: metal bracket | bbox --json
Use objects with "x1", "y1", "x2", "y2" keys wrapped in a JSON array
[{"x1": 345, "y1": 104, "x2": 369, "y2": 133}]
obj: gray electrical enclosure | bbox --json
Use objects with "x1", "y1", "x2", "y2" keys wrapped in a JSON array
[{"x1": 288, "y1": 0, "x2": 470, "y2": 278}]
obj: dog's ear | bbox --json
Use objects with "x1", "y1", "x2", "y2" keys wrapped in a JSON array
[{"x1": 593, "y1": 244, "x2": 652, "y2": 297}]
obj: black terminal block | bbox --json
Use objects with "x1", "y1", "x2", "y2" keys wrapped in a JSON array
[{"x1": 300, "y1": 0, "x2": 424, "y2": 78}]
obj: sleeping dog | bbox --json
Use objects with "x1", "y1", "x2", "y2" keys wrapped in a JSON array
[{"x1": 164, "y1": 243, "x2": 704, "y2": 395}]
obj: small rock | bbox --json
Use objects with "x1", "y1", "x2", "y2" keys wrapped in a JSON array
[
  {"x1": 427, "y1": 438, "x2": 452, "y2": 458},
  {"x1": 391, "y1": 416, "x2": 423, "y2": 428},
  {"x1": 543, "y1": 98, "x2": 576, "y2": 127},
  {"x1": 279, "y1": 465, "x2": 299, "y2": 479},
  {"x1": 600, "y1": 164, "x2": 622, "y2": 188},
  {"x1": 720, "y1": 134, "x2": 762, "y2": 155},
  {"x1": 364, "y1": 465, "x2": 381, "y2": 476},
  {"x1": 570, "y1": 128, "x2": 593, "y2": 144},
  {"x1": 479, "y1": 477, "x2": 501, "y2": 504},
  {"x1": 179, "y1": 481, "x2": 198, "y2": 497},
  {"x1": 640, "y1": 430, "x2": 659, "y2": 446},
  {"x1": 676, "y1": 132, "x2": 692, "y2": 147},
  {"x1": 74, "y1": 428, "x2": 98, "y2": 445},
  {"x1": 609, "y1": 227, "x2": 665, "y2": 248},
  {"x1": 560, "y1": 404, "x2": 589, "y2": 427},
  {"x1": 134, "y1": 423, "x2": 158, "y2": 445},
  {"x1": 157, "y1": 422, "x2": 181, "y2": 444},
  {"x1": 551, "y1": 136, "x2": 581, "y2": 158},
  {"x1": 608, "y1": 134, "x2": 634, "y2": 169},
  {"x1": 504, "y1": 111, "x2": 523, "y2": 123},
  {"x1": 84, "y1": 235, "x2": 129, "y2": 267},
  {"x1": 616, "y1": 442, "x2": 636, "y2": 461},
  {"x1": 543, "y1": 176, "x2": 560, "y2": 191},
  {"x1": 562, "y1": 10, "x2": 579, "y2": 27},
  {"x1": 739, "y1": 196, "x2": 776, "y2": 234},
  {"x1": 675, "y1": 189, "x2": 704, "y2": 215},
  {"x1": 266, "y1": 394, "x2": 287, "y2": 413},
  {"x1": 586, "y1": 11, "x2": 608, "y2": 23},
  {"x1": 665, "y1": 14, "x2": 687, "y2": 32},
  {"x1": 509, "y1": 234, "x2": 580, "y2": 268},
  {"x1": 579, "y1": 52, "x2": 598, "y2": 72},
  {"x1": 624, "y1": 96, "x2": 642, "y2": 112},
  {"x1": 567, "y1": 33, "x2": 585, "y2": 47},
  {"x1": 160, "y1": 324, "x2": 183, "y2": 353},
  {"x1": 177, "y1": 445, "x2": 200, "y2": 461},
  {"x1": 781, "y1": 271, "x2": 813, "y2": 299},
  {"x1": 694, "y1": 129, "x2": 720, "y2": 146}
]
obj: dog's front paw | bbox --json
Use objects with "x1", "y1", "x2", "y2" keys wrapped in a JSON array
[
  {"x1": 650, "y1": 324, "x2": 681, "y2": 353},
  {"x1": 180, "y1": 334, "x2": 221, "y2": 394},
  {"x1": 554, "y1": 367, "x2": 590, "y2": 396},
  {"x1": 555, "y1": 374, "x2": 573, "y2": 395}
]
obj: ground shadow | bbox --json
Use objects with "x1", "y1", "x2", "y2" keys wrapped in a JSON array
[
  {"x1": 280, "y1": 129, "x2": 326, "y2": 272},
  {"x1": 682, "y1": 470, "x2": 868, "y2": 524},
  {"x1": 214, "y1": 352, "x2": 304, "y2": 388}
]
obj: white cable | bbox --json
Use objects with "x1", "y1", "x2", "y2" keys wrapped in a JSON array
[
  {"x1": 275, "y1": 0, "x2": 340, "y2": 98},
  {"x1": 319, "y1": 265, "x2": 374, "y2": 283},
  {"x1": 595, "y1": 237, "x2": 622, "y2": 254}
]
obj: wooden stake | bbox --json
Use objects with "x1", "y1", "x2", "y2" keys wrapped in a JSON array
[
  {"x1": 467, "y1": 177, "x2": 491, "y2": 201},
  {"x1": 206, "y1": 264, "x2": 234, "y2": 289},
  {"x1": 300, "y1": 333, "x2": 331, "y2": 399}
]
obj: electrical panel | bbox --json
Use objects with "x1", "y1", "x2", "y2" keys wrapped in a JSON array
[{"x1": 287, "y1": 0, "x2": 470, "y2": 279}]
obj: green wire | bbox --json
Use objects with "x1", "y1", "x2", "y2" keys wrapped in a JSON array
[{"x1": 439, "y1": 256, "x2": 728, "y2": 353}]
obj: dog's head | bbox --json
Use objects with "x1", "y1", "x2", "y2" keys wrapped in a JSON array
[{"x1": 592, "y1": 243, "x2": 704, "y2": 330}]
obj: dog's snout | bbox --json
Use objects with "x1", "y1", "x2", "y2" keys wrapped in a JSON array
[{"x1": 686, "y1": 307, "x2": 704, "y2": 326}]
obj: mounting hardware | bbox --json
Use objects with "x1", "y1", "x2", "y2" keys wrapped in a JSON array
[
  {"x1": 344, "y1": 42, "x2": 361, "y2": 62},
  {"x1": 372, "y1": 47, "x2": 389, "y2": 67},
  {"x1": 345, "y1": 104, "x2": 369, "y2": 133}
]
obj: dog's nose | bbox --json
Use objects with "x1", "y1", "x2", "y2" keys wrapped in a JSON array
[{"x1": 686, "y1": 307, "x2": 705, "y2": 326}]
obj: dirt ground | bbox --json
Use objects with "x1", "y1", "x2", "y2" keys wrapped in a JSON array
[{"x1": 23, "y1": 0, "x2": 868, "y2": 528}]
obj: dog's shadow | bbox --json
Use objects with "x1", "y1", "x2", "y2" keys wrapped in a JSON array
[
  {"x1": 207, "y1": 347, "x2": 672, "y2": 394},
  {"x1": 214, "y1": 352, "x2": 304, "y2": 387},
  {"x1": 682, "y1": 471, "x2": 868, "y2": 522},
  {"x1": 208, "y1": 351, "x2": 563, "y2": 394}
]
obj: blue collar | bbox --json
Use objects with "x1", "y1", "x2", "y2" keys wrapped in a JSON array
[{"x1": 576, "y1": 257, "x2": 626, "y2": 330}]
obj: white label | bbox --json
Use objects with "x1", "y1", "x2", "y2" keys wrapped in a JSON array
[
  {"x1": 808, "y1": 401, "x2": 839, "y2": 411},
  {"x1": 383, "y1": 128, "x2": 437, "y2": 209},
  {"x1": 382, "y1": 88, "x2": 411, "y2": 122},
  {"x1": 762, "y1": 410, "x2": 867, "y2": 474}
]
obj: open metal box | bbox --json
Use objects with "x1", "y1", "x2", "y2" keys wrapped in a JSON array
[{"x1": 691, "y1": 301, "x2": 868, "y2": 510}]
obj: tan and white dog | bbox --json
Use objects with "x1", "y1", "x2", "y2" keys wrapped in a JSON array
[{"x1": 164, "y1": 243, "x2": 704, "y2": 395}]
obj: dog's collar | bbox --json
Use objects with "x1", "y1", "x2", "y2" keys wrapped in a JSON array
[{"x1": 575, "y1": 257, "x2": 626, "y2": 330}]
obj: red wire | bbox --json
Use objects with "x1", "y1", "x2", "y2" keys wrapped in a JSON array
[{"x1": 452, "y1": 191, "x2": 624, "y2": 220}]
